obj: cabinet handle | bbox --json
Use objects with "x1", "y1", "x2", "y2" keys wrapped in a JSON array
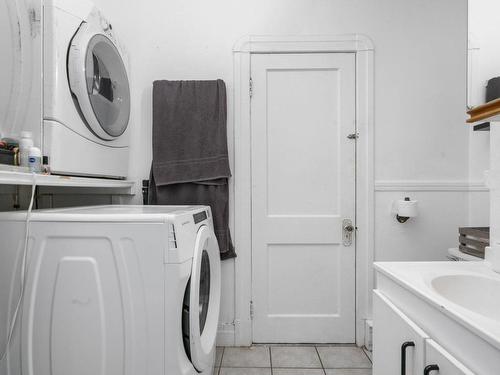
[
  {"x1": 424, "y1": 364, "x2": 440, "y2": 375},
  {"x1": 401, "y1": 341, "x2": 415, "y2": 375}
]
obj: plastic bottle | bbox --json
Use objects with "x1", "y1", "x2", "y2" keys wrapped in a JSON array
[
  {"x1": 19, "y1": 131, "x2": 34, "y2": 167},
  {"x1": 28, "y1": 146, "x2": 41, "y2": 173},
  {"x1": 42, "y1": 156, "x2": 51, "y2": 174}
]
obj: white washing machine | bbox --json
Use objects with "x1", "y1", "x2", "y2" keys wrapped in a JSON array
[
  {"x1": 43, "y1": 0, "x2": 130, "y2": 178},
  {"x1": 0, "y1": 205, "x2": 221, "y2": 375}
]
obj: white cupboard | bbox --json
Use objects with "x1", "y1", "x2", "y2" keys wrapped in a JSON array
[
  {"x1": 374, "y1": 291, "x2": 475, "y2": 375},
  {"x1": 373, "y1": 291, "x2": 427, "y2": 375},
  {"x1": 425, "y1": 340, "x2": 474, "y2": 375}
]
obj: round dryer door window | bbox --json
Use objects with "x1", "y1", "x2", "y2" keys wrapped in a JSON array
[
  {"x1": 186, "y1": 224, "x2": 221, "y2": 372},
  {"x1": 68, "y1": 25, "x2": 130, "y2": 141}
]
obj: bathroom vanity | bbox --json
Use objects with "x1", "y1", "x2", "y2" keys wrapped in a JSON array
[{"x1": 373, "y1": 262, "x2": 500, "y2": 375}]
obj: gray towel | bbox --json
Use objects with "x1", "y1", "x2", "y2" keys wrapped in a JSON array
[
  {"x1": 152, "y1": 80, "x2": 231, "y2": 185},
  {"x1": 149, "y1": 80, "x2": 235, "y2": 260},
  {"x1": 149, "y1": 174, "x2": 235, "y2": 260}
]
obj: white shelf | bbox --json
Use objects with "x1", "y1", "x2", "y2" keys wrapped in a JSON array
[{"x1": 0, "y1": 169, "x2": 135, "y2": 194}]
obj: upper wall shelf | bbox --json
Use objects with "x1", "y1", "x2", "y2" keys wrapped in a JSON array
[
  {"x1": 0, "y1": 168, "x2": 135, "y2": 194},
  {"x1": 467, "y1": 98, "x2": 500, "y2": 123}
]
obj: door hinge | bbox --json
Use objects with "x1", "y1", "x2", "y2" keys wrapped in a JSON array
[
  {"x1": 347, "y1": 132, "x2": 359, "y2": 140},
  {"x1": 249, "y1": 78, "x2": 253, "y2": 98},
  {"x1": 250, "y1": 300, "x2": 254, "y2": 319}
]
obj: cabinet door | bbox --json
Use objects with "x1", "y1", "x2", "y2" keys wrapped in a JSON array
[
  {"x1": 424, "y1": 339, "x2": 474, "y2": 375},
  {"x1": 373, "y1": 290, "x2": 429, "y2": 375}
]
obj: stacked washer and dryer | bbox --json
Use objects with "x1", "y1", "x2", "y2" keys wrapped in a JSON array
[
  {"x1": 43, "y1": 0, "x2": 130, "y2": 178},
  {"x1": 0, "y1": 1, "x2": 222, "y2": 375}
]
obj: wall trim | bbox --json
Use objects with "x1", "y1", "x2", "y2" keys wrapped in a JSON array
[
  {"x1": 233, "y1": 34, "x2": 374, "y2": 53},
  {"x1": 375, "y1": 180, "x2": 488, "y2": 192},
  {"x1": 217, "y1": 324, "x2": 236, "y2": 347},
  {"x1": 232, "y1": 34, "x2": 374, "y2": 346}
]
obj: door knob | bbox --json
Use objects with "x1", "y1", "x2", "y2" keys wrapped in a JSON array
[{"x1": 342, "y1": 219, "x2": 354, "y2": 246}]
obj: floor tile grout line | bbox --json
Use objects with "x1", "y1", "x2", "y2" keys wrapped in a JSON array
[
  {"x1": 269, "y1": 346, "x2": 274, "y2": 374},
  {"x1": 361, "y1": 346, "x2": 373, "y2": 364},
  {"x1": 314, "y1": 346, "x2": 327, "y2": 374},
  {"x1": 217, "y1": 347, "x2": 225, "y2": 375},
  {"x1": 218, "y1": 345, "x2": 372, "y2": 373}
]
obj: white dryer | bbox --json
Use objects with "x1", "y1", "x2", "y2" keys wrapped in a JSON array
[
  {"x1": 43, "y1": 0, "x2": 130, "y2": 178},
  {"x1": 0, "y1": 205, "x2": 221, "y2": 375}
]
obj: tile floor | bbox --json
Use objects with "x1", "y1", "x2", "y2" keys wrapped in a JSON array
[{"x1": 214, "y1": 345, "x2": 372, "y2": 375}]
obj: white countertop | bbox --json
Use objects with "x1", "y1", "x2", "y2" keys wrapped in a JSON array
[{"x1": 374, "y1": 261, "x2": 500, "y2": 350}]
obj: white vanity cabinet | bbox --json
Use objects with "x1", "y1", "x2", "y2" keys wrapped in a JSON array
[
  {"x1": 374, "y1": 290, "x2": 475, "y2": 375},
  {"x1": 373, "y1": 291, "x2": 427, "y2": 375},
  {"x1": 373, "y1": 262, "x2": 500, "y2": 375},
  {"x1": 425, "y1": 340, "x2": 474, "y2": 375}
]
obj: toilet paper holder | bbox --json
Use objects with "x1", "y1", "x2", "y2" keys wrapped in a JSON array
[{"x1": 392, "y1": 197, "x2": 418, "y2": 223}]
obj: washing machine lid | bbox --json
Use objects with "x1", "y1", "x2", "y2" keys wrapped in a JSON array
[
  {"x1": 189, "y1": 225, "x2": 221, "y2": 372},
  {"x1": 68, "y1": 20, "x2": 130, "y2": 141}
]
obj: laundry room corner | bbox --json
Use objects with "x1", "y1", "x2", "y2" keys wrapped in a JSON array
[
  {"x1": 87, "y1": 0, "x2": 472, "y2": 348},
  {"x1": 4, "y1": 0, "x2": 500, "y2": 374}
]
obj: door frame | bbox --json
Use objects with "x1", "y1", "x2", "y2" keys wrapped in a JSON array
[{"x1": 232, "y1": 35, "x2": 374, "y2": 346}]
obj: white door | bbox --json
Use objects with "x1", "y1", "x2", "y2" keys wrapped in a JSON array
[
  {"x1": 373, "y1": 291, "x2": 429, "y2": 375},
  {"x1": 251, "y1": 53, "x2": 356, "y2": 343}
]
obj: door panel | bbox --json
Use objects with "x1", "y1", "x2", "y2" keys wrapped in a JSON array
[
  {"x1": 265, "y1": 68, "x2": 341, "y2": 216},
  {"x1": 251, "y1": 53, "x2": 356, "y2": 343},
  {"x1": 267, "y1": 244, "x2": 341, "y2": 316}
]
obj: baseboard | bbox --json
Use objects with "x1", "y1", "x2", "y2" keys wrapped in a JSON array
[
  {"x1": 364, "y1": 319, "x2": 373, "y2": 351},
  {"x1": 217, "y1": 323, "x2": 235, "y2": 346}
]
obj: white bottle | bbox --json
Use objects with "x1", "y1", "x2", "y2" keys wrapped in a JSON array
[
  {"x1": 28, "y1": 146, "x2": 41, "y2": 173},
  {"x1": 19, "y1": 131, "x2": 34, "y2": 167}
]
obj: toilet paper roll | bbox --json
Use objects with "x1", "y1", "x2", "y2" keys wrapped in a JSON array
[
  {"x1": 395, "y1": 199, "x2": 418, "y2": 217},
  {"x1": 392, "y1": 199, "x2": 418, "y2": 217}
]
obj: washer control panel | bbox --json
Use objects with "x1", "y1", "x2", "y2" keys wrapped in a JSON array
[{"x1": 193, "y1": 210, "x2": 208, "y2": 224}]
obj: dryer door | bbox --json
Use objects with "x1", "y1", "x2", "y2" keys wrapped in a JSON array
[
  {"x1": 68, "y1": 23, "x2": 130, "y2": 141},
  {"x1": 188, "y1": 224, "x2": 221, "y2": 372}
]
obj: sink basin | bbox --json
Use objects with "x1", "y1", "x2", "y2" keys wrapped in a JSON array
[{"x1": 431, "y1": 274, "x2": 500, "y2": 321}]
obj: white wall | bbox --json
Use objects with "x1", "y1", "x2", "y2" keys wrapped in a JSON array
[
  {"x1": 468, "y1": 0, "x2": 500, "y2": 107},
  {"x1": 86, "y1": 0, "x2": 471, "y2": 344},
  {"x1": 0, "y1": 0, "x2": 42, "y2": 143}
]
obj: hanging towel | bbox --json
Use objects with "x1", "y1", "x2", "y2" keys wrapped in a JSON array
[
  {"x1": 149, "y1": 174, "x2": 235, "y2": 260},
  {"x1": 151, "y1": 80, "x2": 231, "y2": 185},
  {"x1": 149, "y1": 80, "x2": 236, "y2": 260}
]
